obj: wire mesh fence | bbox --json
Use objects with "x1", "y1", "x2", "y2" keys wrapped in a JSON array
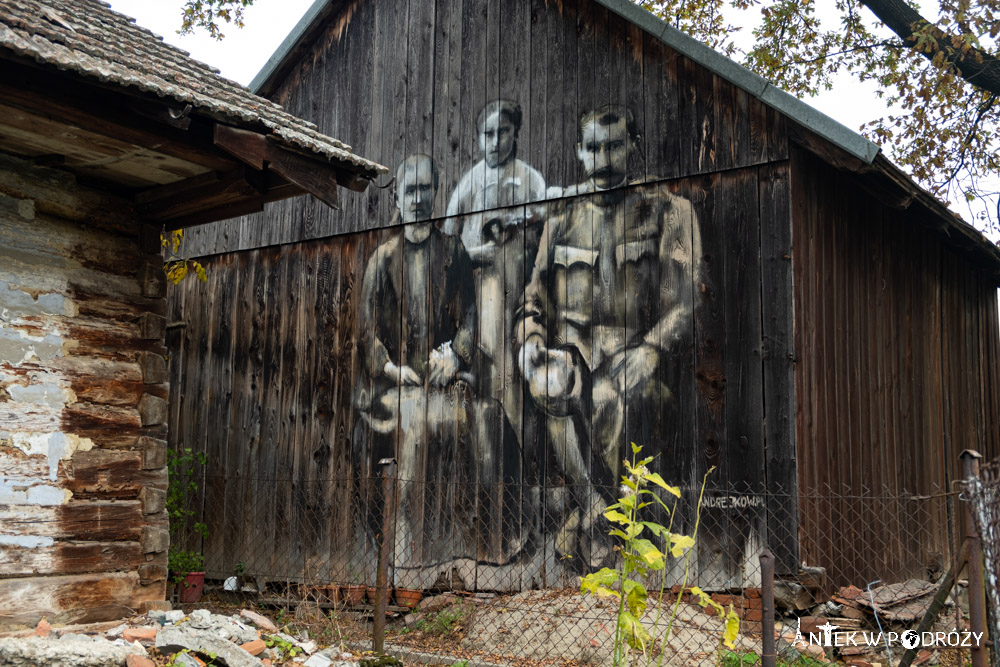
[
  {"x1": 968, "y1": 455, "x2": 1000, "y2": 666},
  {"x1": 168, "y1": 468, "x2": 991, "y2": 666}
]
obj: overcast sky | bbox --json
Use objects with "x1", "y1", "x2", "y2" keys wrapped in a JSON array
[{"x1": 106, "y1": 0, "x2": 994, "y2": 233}]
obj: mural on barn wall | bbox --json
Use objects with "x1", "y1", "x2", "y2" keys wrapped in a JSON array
[
  {"x1": 348, "y1": 101, "x2": 704, "y2": 589},
  {"x1": 171, "y1": 0, "x2": 791, "y2": 591}
]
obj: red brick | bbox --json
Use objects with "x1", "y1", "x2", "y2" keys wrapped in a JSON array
[
  {"x1": 122, "y1": 627, "x2": 158, "y2": 643},
  {"x1": 839, "y1": 585, "x2": 863, "y2": 600},
  {"x1": 34, "y1": 618, "x2": 51, "y2": 638},
  {"x1": 745, "y1": 588, "x2": 761, "y2": 598},
  {"x1": 126, "y1": 657, "x2": 156, "y2": 667},
  {"x1": 799, "y1": 616, "x2": 827, "y2": 634},
  {"x1": 240, "y1": 639, "x2": 266, "y2": 656},
  {"x1": 744, "y1": 609, "x2": 763, "y2": 622}
]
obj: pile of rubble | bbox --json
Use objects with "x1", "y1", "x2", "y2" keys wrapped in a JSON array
[
  {"x1": 772, "y1": 578, "x2": 956, "y2": 666},
  {"x1": 0, "y1": 608, "x2": 356, "y2": 667}
]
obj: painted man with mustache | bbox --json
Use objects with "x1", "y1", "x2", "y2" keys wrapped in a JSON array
[{"x1": 516, "y1": 105, "x2": 701, "y2": 566}]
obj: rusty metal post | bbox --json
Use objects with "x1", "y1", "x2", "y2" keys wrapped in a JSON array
[
  {"x1": 373, "y1": 458, "x2": 397, "y2": 655},
  {"x1": 961, "y1": 450, "x2": 988, "y2": 667},
  {"x1": 760, "y1": 548, "x2": 776, "y2": 667}
]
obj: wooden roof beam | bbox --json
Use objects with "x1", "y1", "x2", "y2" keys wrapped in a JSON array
[{"x1": 214, "y1": 123, "x2": 353, "y2": 209}]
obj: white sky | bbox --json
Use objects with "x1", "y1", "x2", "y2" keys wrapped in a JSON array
[{"x1": 105, "y1": 0, "x2": 994, "y2": 233}]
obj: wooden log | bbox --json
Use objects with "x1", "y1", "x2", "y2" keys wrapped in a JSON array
[
  {"x1": 137, "y1": 262, "x2": 167, "y2": 299},
  {"x1": 0, "y1": 572, "x2": 163, "y2": 627},
  {"x1": 138, "y1": 312, "x2": 166, "y2": 341},
  {"x1": 139, "y1": 436, "x2": 167, "y2": 470},
  {"x1": 138, "y1": 394, "x2": 168, "y2": 427},
  {"x1": 64, "y1": 449, "x2": 166, "y2": 499},
  {"x1": 140, "y1": 526, "x2": 169, "y2": 554},
  {"x1": 138, "y1": 352, "x2": 167, "y2": 385},
  {"x1": 139, "y1": 487, "x2": 166, "y2": 515},
  {"x1": 0, "y1": 541, "x2": 144, "y2": 577},
  {"x1": 0, "y1": 502, "x2": 143, "y2": 541}
]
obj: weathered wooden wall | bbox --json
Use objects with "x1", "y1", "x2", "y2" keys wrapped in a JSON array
[
  {"x1": 168, "y1": 0, "x2": 800, "y2": 591},
  {"x1": 0, "y1": 153, "x2": 168, "y2": 627},
  {"x1": 169, "y1": 163, "x2": 791, "y2": 590},
  {"x1": 182, "y1": 0, "x2": 788, "y2": 256},
  {"x1": 791, "y1": 146, "x2": 1000, "y2": 587}
]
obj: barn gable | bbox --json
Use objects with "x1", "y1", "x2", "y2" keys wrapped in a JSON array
[{"x1": 169, "y1": 0, "x2": 1000, "y2": 591}]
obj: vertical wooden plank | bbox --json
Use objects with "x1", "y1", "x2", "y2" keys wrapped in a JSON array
[
  {"x1": 379, "y1": 0, "x2": 410, "y2": 228},
  {"x1": 459, "y1": 0, "x2": 487, "y2": 203},
  {"x1": 406, "y1": 0, "x2": 436, "y2": 158},
  {"x1": 695, "y1": 63, "x2": 716, "y2": 175},
  {"x1": 691, "y1": 171, "x2": 727, "y2": 586},
  {"x1": 766, "y1": 103, "x2": 789, "y2": 162},
  {"x1": 433, "y1": 0, "x2": 463, "y2": 196},
  {"x1": 242, "y1": 248, "x2": 269, "y2": 579},
  {"x1": 676, "y1": 55, "x2": 699, "y2": 178},
  {"x1": 559, "y1": 0, "x2": 580, "y2": 190},
  {"x1": 222, "y1": 252, "x2": 256, "y2": 579},
  {"x1": 643, "y1": 37, "x2": 678, "y2": 181},
  {"x1": 759, "y1": 160, "x2": 797, "y2": 574},
  {"x1": 268, "y1": 246, "x2": 296, "y2": 579},
  {"x1": 527, "y1": 0, "x2": 549, "y2": 191},
  {"x1": 203, "y1": 255, "x2": 238, "y2": 576},
  {"x1": 340, "y1": 3, "x2": 377, "y2": 235},
  {"x1": 748, "y1": 96, "x2": 768, "y2": 167},
  {"x1": 713, "y1": 75, "x2": 736, "y2": 173},
  {"x1": 251, "y1": 248, "x2": 279, "y2": 578},
  {"x1": 498, "y1": 0, "x2": 530, "y2": 175},
  {"x1": 621, "y1": 20, "x2": 645, "y2": 185},
  {"x1": 361, "y1": 1, "x2": 388, "y2": 232},
  {"x1": 339, "y1": 231, "x2": 374, "y2": 584},
  {"x1": 722, "y1": 167, "x2": 764, "y2": 585}
]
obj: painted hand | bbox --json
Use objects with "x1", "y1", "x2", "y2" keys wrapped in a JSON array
[
  {"x1": 384, "y1": 361, "x2": 422, "y2": 386},
  {"x1": 518, "y1": 335, "x2": 547, "y2": 379},
  {"x1": 428, "y1": 342, "x2": 460, "y2": 387},
  {"x1": 610, "y1": 343, "x2": 660, "y2": 395}
]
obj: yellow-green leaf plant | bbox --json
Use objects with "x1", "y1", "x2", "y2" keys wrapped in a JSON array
[
  {"x1": 579, "y1": 443, "x2": 739, "y2": 666},
  {"x1": 161, "y1": 229, "x2": 208, "y2": 285}
]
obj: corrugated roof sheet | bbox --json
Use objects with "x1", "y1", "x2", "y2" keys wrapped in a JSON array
[{"x1": 0, "y1": 0, "x2": 386, "y2": 176}]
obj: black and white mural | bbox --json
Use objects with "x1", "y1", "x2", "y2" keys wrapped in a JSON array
[{"x1": 351, "y1": 103, "x2": 702, "y2": 588}]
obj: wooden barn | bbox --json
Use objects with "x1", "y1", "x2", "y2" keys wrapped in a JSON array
[
  {"x1": 171, "y1": 0, "x2": 1000, "y2": 592},
  {"x1": 0, "y1": 0, "x2": 382, "y2": 627}
]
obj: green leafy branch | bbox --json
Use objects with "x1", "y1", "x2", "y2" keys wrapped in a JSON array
[{"x1": 580, "y1": 443, "x2": 739, "y2": 666}]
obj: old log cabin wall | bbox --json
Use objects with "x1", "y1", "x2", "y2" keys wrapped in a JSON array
[
  {"x1": 173, "y1": 0, "x2": 796, "y2": 591},
  {"x1": 791, "y1": 147, "x2": 1000, "y2": 587},
  {"x1": 0, "y1": 154, "x2": 169, "y2": 625}
]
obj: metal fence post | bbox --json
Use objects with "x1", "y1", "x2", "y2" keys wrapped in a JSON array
[
  {"x1": 373, "y1": 458, "x2": 397, "y2": 655},
  {"x1": 760, "y1": 548, "x2": 776, "y2": 667},
  {"x1": 961, "y1": 450, "x2": 988, "y2": 667}
]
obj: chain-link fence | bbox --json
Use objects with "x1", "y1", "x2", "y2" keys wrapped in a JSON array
[
  {"x1": 968, "y1": 455, "x2": 1000, "y2": 666},
  {"x1": 168, "y1": 468, "x2": 992, "y2": 666}
]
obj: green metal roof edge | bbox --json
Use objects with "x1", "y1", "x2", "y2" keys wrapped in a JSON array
[
  {"x1": 252, "y1": 0, "x2": 880, "y2": 164},
  {"x1": 249, "y1": 0, "x2": 332, "y2": 94},
  {"x1": 595, "y1": 0, "x2": 881, "y2": 164}
]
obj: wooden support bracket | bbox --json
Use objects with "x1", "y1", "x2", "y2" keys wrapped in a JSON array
[{"x1": 213, "y1": 123, "x2": 347, "y2": 207}]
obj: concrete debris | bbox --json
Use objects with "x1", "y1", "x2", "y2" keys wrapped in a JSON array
[
  {"x1": 164, "y1": 611, "x2": 186, "y2": 624},
  {"x1": 240, "y1": 609, "x2": 278, "y2": 634},
  {"x1": 187, "y1": 609, "x2": 212, "y2": 629},
  {"x1": 156, "y1": 625, "x2": 264, "y2": 667},
  {"x1": 303, "y1": 655, "x2": 334, "y2": 667},
  {"x1": 0, "y1": 636, "x2": 145, "y2": 666}
]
